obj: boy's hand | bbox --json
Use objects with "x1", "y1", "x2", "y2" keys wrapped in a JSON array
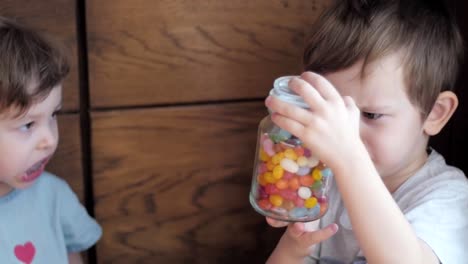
[
  {"x1": 266, "y1": 217, "x2": 338, "y2": 263},
  {"x1": 265, "y1": 72, "x2": 362, "y2": 169}
]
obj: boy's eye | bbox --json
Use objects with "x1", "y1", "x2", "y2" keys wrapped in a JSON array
[
  {"x1": 362, "y1": 112, "x2": 383, "y2": 120},
  {"x1": 19, "y1": 122, "x2": 34, "y2": 132}
]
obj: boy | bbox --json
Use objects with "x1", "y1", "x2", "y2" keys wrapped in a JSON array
[
  {"x1": 0, "y1": 17, "x2": 101, "y2": 263},
  {"x1": 265, "y1": 1, "x2": 468, "y2": 263}
]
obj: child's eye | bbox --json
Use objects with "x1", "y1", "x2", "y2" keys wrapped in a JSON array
[
  {"x1": 19, "y1": 122, "x2": 34, "y2": 132},
  {"x1": 362, "y1": 112, "x2": 383, "y2": 120}
]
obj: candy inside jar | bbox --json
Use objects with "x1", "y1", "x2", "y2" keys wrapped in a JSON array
[{"x1": 249, "y1": 76, "x2": 333, "y2": 222}]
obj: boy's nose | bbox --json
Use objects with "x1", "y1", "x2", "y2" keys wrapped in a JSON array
[{"x1": 36, "y1": 126, "x2": 58, "y2": 150}]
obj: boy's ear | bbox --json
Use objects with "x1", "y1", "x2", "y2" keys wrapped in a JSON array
[{"x1": 423, "y1": 91, "x2": 458, "y2": 136}]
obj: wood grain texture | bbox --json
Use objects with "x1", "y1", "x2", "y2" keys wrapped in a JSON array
[
  {"x1": 92, "y1": 102, "x2": 284, "y2": 263},
  {"x1": 87, "y1": 0, "x2": 328, "y2": 108},
  {"x1": 0, "y1": 0, "x2": 79, "y2": 111}
]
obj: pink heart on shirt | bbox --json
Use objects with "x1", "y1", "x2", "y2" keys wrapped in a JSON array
[{"x1": 14, "y1": 241, "x2": 35, "y2": 264}]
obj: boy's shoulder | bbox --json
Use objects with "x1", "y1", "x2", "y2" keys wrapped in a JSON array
[
  {"x1": 34, "y1": 171, "x2": 70, "y2": 190},
  {"x1": 396, "y1": 150, "x2": 468, "y2": 204}
]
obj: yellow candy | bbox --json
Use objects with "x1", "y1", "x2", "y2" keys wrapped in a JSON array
[
  {"x1": 269, "y1": 195, "x2": 283, "y2": 207},
  {"x1": 264, "y1": 172, "x2": 277, "y2": 184},
  {"x1": 271, "y1": 152, "x2": 285, "y2": 165},
  {"x1": 312, "y1": 167, "x2": 322, "y2": 181},
  {"x1": 304, "y1": 197, "x2": 318, "y2": 208},
  {"x1": 272, "y1": 165, "x2": 284, "y2": 179},
  {"x1": 284, "y1": 149, "x2": 298, "y2": 161},
  {"x1": 259, "y1": 148, "x2": 270, "y2": 162}
]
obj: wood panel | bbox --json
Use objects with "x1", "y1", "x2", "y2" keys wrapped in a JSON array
[
  {"x1": 0, "y1": 0, "x2": 79, "y2": 111},
  {"x1": 87, "y1": 0, "x2": 328, "y2": 108},
  {"x1": 47, "y1": 114, "x2": 84, "y2": 201},
  {"x1": 92, "y1": 102, "x2": 284, "y2": 263}
]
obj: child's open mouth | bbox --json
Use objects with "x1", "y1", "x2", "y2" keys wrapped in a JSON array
[{"x1": 21, "y1": 157, "x2": 50, "y2": 183}]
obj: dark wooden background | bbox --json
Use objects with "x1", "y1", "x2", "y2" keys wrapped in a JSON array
[{"x1": 1, "y1": 1, "x2": 466, "y2": 263}]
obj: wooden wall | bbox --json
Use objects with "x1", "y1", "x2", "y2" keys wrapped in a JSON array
[{"x1": 2, "y1": 1, "x2": 467, "y2": 263}]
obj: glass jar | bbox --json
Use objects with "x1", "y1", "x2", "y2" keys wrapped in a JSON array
[{"x1": 249, "y1": 76, "x2": 333, "y2": 222}]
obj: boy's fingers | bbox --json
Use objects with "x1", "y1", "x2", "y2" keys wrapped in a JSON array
[
  {"x1": 266, "y1": 217, "x2": 289, "y2": 228},
  {"x1": 300, "y1": 72, "x2": 342, "y2": 102},
  {"x1": 265, "y1": 96, "x2": 313, "y2": 126},
  {"x1": 303, "y1": 223, "x2": 339, "y2": 245},
  {"x1": 288, "y1": 77, "x2": 325, "y2": 109}
]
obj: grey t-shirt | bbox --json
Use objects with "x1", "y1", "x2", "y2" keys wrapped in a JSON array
[{"x1": 316, "y1": 150, "x2": 468, "y2": 264}]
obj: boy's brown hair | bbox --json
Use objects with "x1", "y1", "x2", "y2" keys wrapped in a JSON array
[
  {"x1": 303, "y1": 0, "x2": 464, "y2": 117},
  {"x1": 0, "y1": 16, "x2": 69, "y2": 116}
]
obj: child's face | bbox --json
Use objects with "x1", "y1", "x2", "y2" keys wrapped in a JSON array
[
  {"x1": 0, "y1": 86, "x2": 62, "y2": 196},
  {"x1": 324, "y1": 53, "x2": 429, "y2": 191}
]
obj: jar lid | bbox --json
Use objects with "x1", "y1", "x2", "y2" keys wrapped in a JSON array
[{"x1": 269, "y1": 76, "x2": 310, "y2": 109}]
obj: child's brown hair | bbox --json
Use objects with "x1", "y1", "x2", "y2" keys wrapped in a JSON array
[
  {"x1": 0, "y1": 16, "x2": 69, "y2": 116},
  {"x1": 303, "y1": 0, "x2": 464, "y2": 117}
]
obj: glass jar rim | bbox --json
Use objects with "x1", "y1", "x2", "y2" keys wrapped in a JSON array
[{"x1": 269, "y1": 76, "x2": 310, "y2": 109}]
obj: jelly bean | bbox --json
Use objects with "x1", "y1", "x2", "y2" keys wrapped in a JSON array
[
  {"x1": 258, "y1": 163, "x2": 267, "y2": 174},
  {"x1": 308, "y1": 157, "x2": 320, "y2": 167},
  {"x1": 317, "y1": 195, "x2": 327, "y2": 204},
  {"x1": 284, "y1": 136, "x2": 302, "y2": 146},
  {"x1": 280, "y1": 158, "x2": 299, "y2": 173},
  {"x1": 273, "y1": 143, "x2": 283, "y2": 153},
  {"x1": 271, "y1": 152, "x2": 285, "y2": 165},
  {"x1": 266, "y1": 160, "x2": 275, "y2": 171},
  {"x1": 311, "y1": 180, "x2": 323, "y2": 190},
  {"x1": 294, "y1": 146, "x2": 305, "y2": 157},
  {"x1": 288, "y1": 177, "x2": 300, "y2": 190},
  {"x1": 257, "y1": 173, "x2": 268, "y2": 186},
  {"x1": 280, "y1": 189, "x2": 297, "y2": 200},
  {"x1": 282, "y1": 171, "x2": 294, "y2": 180},
  {"x1": 297, "y1": 186, "x2": 312, "y2": 199},
  {"x1": 289, "y1": 207, "x2": 309, "y2": 218},
  {"x1": 265, "y1": 184, "x2": 279, "y2": 194},
  {"x1": 296, "y1": 156, "x2": 308, "y2": 167},
  {"x1": 275, "y1": 179, "x2": 288, "y2": 189},
  {"x1": 282, "y1": 200, "x2": 295, "y2": 210},
  {"x1": 262, "y1": 138, "x2": 275, "y2": 156},
  {"x1": 258, "y1": 199, "x2": 272, "y2": 210},
  {"x1": 321, "y1": 168, "x2": 333, "y2": 178},
  {"x1": 294, "y1": 196, "x2": 305, "y2": 207},
  {"x1": 308, "y1": 204, "x2": 320, "y2": 217},
  {"x1": 299, "y1": 175, "x2": 314, "y2": 186},
  {"x1": 296, "y1": 166, "x2": 311, "y2": 176},
  {"x1": 303, "y1": 148, "x2": 311, "y2": 157},
  {"x1": 269, "y1": 195, "x2": 283, "y2": 207},
  {"x1": 304, "y1": 197, "x2": 318, "y2": 208},
  {"x1": 259, "y1": 148, "x2": 270, "y2": 162},
  {"x1": 312, "y1": 168, "x2": 323, "y2": 181},
  {"x1": 269, "y1": 129, "x2": 292, "y2": 143},
  {"x1": 272, "y1": 165, "x2": 284, "y2": 179},
  {"x1": 313, "y1": 189, "x2": 324, "y2": 197},
  {"x1": 284, "y1": 149, "x2": 298, "y2": 160},
  {"x1": 319, "y1": 202, "x2": 328, "y2": 215},
  {"x1": 264, "y1": 172, "x2": 276, "y2": 184}
]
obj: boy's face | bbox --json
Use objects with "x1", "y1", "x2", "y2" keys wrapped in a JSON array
[
  {"x1": 324, "y1": 53, "x2": 429, "y2": 191},
  {"x1": 0, "y1": 86, "x2": 62, "y2": 196}
]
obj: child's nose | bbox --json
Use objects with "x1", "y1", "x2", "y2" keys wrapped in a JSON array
[{"x1": 36, "y1": 125, "x2": 58, "y2": 150}]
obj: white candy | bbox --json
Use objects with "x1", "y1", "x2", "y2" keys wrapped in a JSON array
[
  {"x1": 297, "y1": 156, "x2": 308, "y2": 167},
  {"x1": 307, "y1": 156, "x2": 320, "y2": 167},
  {"x1": 280, "y1": 158, "x2": 299, "y2": 173},
  {"x1": 297, "y1": 187, "x2": 312, "y2": 199}
]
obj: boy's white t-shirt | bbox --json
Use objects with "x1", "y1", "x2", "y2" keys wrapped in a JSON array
[{"x1": 317, "y1": 149, "x2": 468, "y2": 264}]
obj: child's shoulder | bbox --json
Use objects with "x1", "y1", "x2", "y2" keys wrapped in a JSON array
[
  {"x1": 35, "y1": 171, "x2": 69, "y2": 188},
  {"x1": 398, "y1": 150, "x2": 468, "y2": 202}
]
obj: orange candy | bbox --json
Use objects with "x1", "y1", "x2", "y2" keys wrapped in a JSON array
[
  {"x1": 269, "y1": 195, "x2": 283, "y2": 207},
  {"x1": 288, "y1": 177, "x2": 300, "y2": 190},
  {"x1": 258, "y1": 199, "x2": 272, "y2": 210},
  {"x1": 275, "y1": 179, "x2": 288, "y2": 189},
  {"x1": 294, "y1": 146, "x2": 305, "y2": 156},
  {"x1": 299, "y1": 175, "x2": 314, "y2": 186}
]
